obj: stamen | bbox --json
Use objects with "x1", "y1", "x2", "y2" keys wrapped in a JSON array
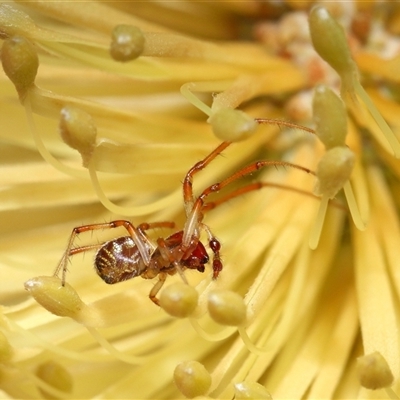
[
  {"x1": 24, "y1": 99, "x2": 88, "y2": 179},
  {"x1": 313, "y1": 147, "x2": 355, "y2": 199},
  {"x1": 5, "y1": 318, "x2": 114, "y2": 362},
  {"x1": 88, "y1": 157, "x2": 180, "y2": 216},
  {"x1": 309, "y1": 194, "x2": 329, "y2": 250},
  {"x1": 174, "y1": 360, "x2": 212, "y2": 398},
  {"x1": 349, "y1": 160, "x2": 370, "y2": 227},
  {"x1": 24, "y1": 276, "x2": 101, "y2": 326},
  {"x1": 343, "y1": 181, "x2": 366, "y2": 230},
  {"x1": 234, "y1": 381, "x2": 272, "y2": 399},
  {"x1": 309, "y1": 7, "x2": 356, "y2": 81},
  {"x1": 312, "y1": 85, "x2": 347, "y2": 149},
  {"x1": 311, "y1": 84, "x2": 364, "y2": 246},
  {"x1": 110, "y1": 25, "x2": 145, "y2": 62},
  {"x1": 309, "y1": 6, "x2": 400, "y2": 158},
  {"x1": 59, "y1": 106, "x2": 97, "y2": 167},
  {"x1": 207, "y1": 290, "x2": 247, "y2": 327},
  {"x1": 1, "y1": 36, "x2": 38, "y2": 98},
  {"x1": 357, "y1": 351, "x2": 394, "y2": 390},
  {"x1": 85, "y1": 326, "x2": 147, "y2": 365},
  {"x1": 35, "y1": 360, "x2": 73, "y2": 399},
  {"x1": 353, "y1": 80, "x2": 400, "y2": 158},
  {"x1": 353, "y1": 189, "x2": 400, "y2": 382},
  {"x1": 180, "y1": 81, "x2": 230, "y2": 116},
  {"x1": 208, "y1": 108, "x2": 258, "y2": 142},
  {"x1": 159, "y1": 282, "x2": 199, "y2": 318},
  {"x1": 189, "y1": 318, "x2": 236, "y2": 342}
]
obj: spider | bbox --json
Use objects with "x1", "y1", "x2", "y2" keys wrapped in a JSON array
[{"x1": 54, "y1": 129, "x2": 315, "y2": 306}]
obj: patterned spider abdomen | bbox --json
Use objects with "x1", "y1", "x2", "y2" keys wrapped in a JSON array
[{"x1": 95, "y1": 236, "x2": 146, "y2": 284}]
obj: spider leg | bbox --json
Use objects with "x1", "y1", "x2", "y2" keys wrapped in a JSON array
[
  {"x1": 181, "y1": 119, "x2": 315, "y2": 217},
  {"x1": 137, "y1": 221, "x2": 175, "y2": 235},
  {"x1": 198, "y1": 160, "x2": 315, "y2": 204},
  {"x1": 149, "y1": 272, "x2": 167, "y2": 306},
  {"x1": 55, "y1": 220, "x2": 157, "y2": 285},
  {"x1": 201, "y1": 181, "x2": 323, "y2": 212},
  {"x1": 183, "y1": 159, "x2": 315, "y2": 247},
  {"x1": 181, "y1": 118, "x2": 315, "y2": 217},
  {"x1": 182, "y1": 141, "x2": 231, "y2": 217}
]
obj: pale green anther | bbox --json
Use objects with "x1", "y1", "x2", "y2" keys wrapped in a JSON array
[
  {"x1": 110, "y1": 25, "x2": 145, "y2": 62},
  {"x1": 313, "y1": 85, "x2": 348, "y2": 149},
  {"x1": 59, "y1": 106, "x2": 97, "y2": 167},
  {"x1": 208, "y1": 108, "x2": 257, "y2": 142},
  {"x1": 314, "y1": 146, "x2": 355, "y2": 199},
  {"x1": 174, "y1": 360, "x2": 212, "y2": 398},
  {"x1": 24, "y1": 276, "x2": 85, "y2": 319},
  {"x1": 1, "y1": 36, "x2": 38, "y2": 95},
  {"x1": 309, "y1": 7, "x2": 357, "y2": 80},
  {"x1": 207, "y1": 289, "x2": 247, "y2": 326},
  {"x1": 234, "y1": 381, "x2": 272, "y2": 399},
  {"x1": 357, "y1": 351, "x2": 394, "y2": 390},
  {"x1": 309, "y1": 6, "x2": 400, "y2": 158},
  {"x1": 159, "y1": 282, "x2": 199, "y2": 318}
]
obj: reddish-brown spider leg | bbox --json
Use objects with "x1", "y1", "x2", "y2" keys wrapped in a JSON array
[
  {"x1": 182, "y1": 141, "x2": 231, "y2": 216},
  {"x1": 182, "y1": 118, "x2": 315, "y2": 217},
  {"x1": 183, "y1": 159, "x2": 315, "y2": 247},
  {"x1": 201, "y1": 182, "x2": 323, "y2": 212},
  {"x1": 137, "y1": 221, "x2": 175, "y2": 235},
  {"x1": 55, "y1": 220, "x2": 175, "y2": 285},
  {"x1": 149, "y1": 272, "x2": 167, "y2": 306},
  {"x1": 181, "y1": 160, "x2": 316, "y2": 276}
]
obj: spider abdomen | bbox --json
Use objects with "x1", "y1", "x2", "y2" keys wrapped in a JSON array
[{"x1": 95, "y1": 236, "x2": 146, "y2": 284}]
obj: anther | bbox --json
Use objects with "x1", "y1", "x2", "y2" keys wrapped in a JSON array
[
  {"x1": 1, "y1": 36, "x2": 39, "y2": 98},
  {"x1": 159, "y1": 282, "x2": 199, "y2": 318},
  {"x1": 59, "y1": 106, "x2": 97, "y2": 167},
  {"x1": 174, "y1": 360, "x2": 212, "y2": 398},
  {"x1": 207, "y1": 289, "x2": 247, "y2": 326},
  {"x1": 36, "y1": 361, "x2": 73, "y2": 398},
  {"x1": 110, "y1": 25, "x2": 145, "y2": 62},
  {"x1": 208, "y1": 108, "x2": 258, "y2": 142},
  {"x1": 357, "y1": 351, "x2": 394, "y2": 390}
]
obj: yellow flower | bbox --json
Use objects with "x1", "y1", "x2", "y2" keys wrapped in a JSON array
[{"x1": 1, "y1": 1, "x2": 400, "y2": 399}]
